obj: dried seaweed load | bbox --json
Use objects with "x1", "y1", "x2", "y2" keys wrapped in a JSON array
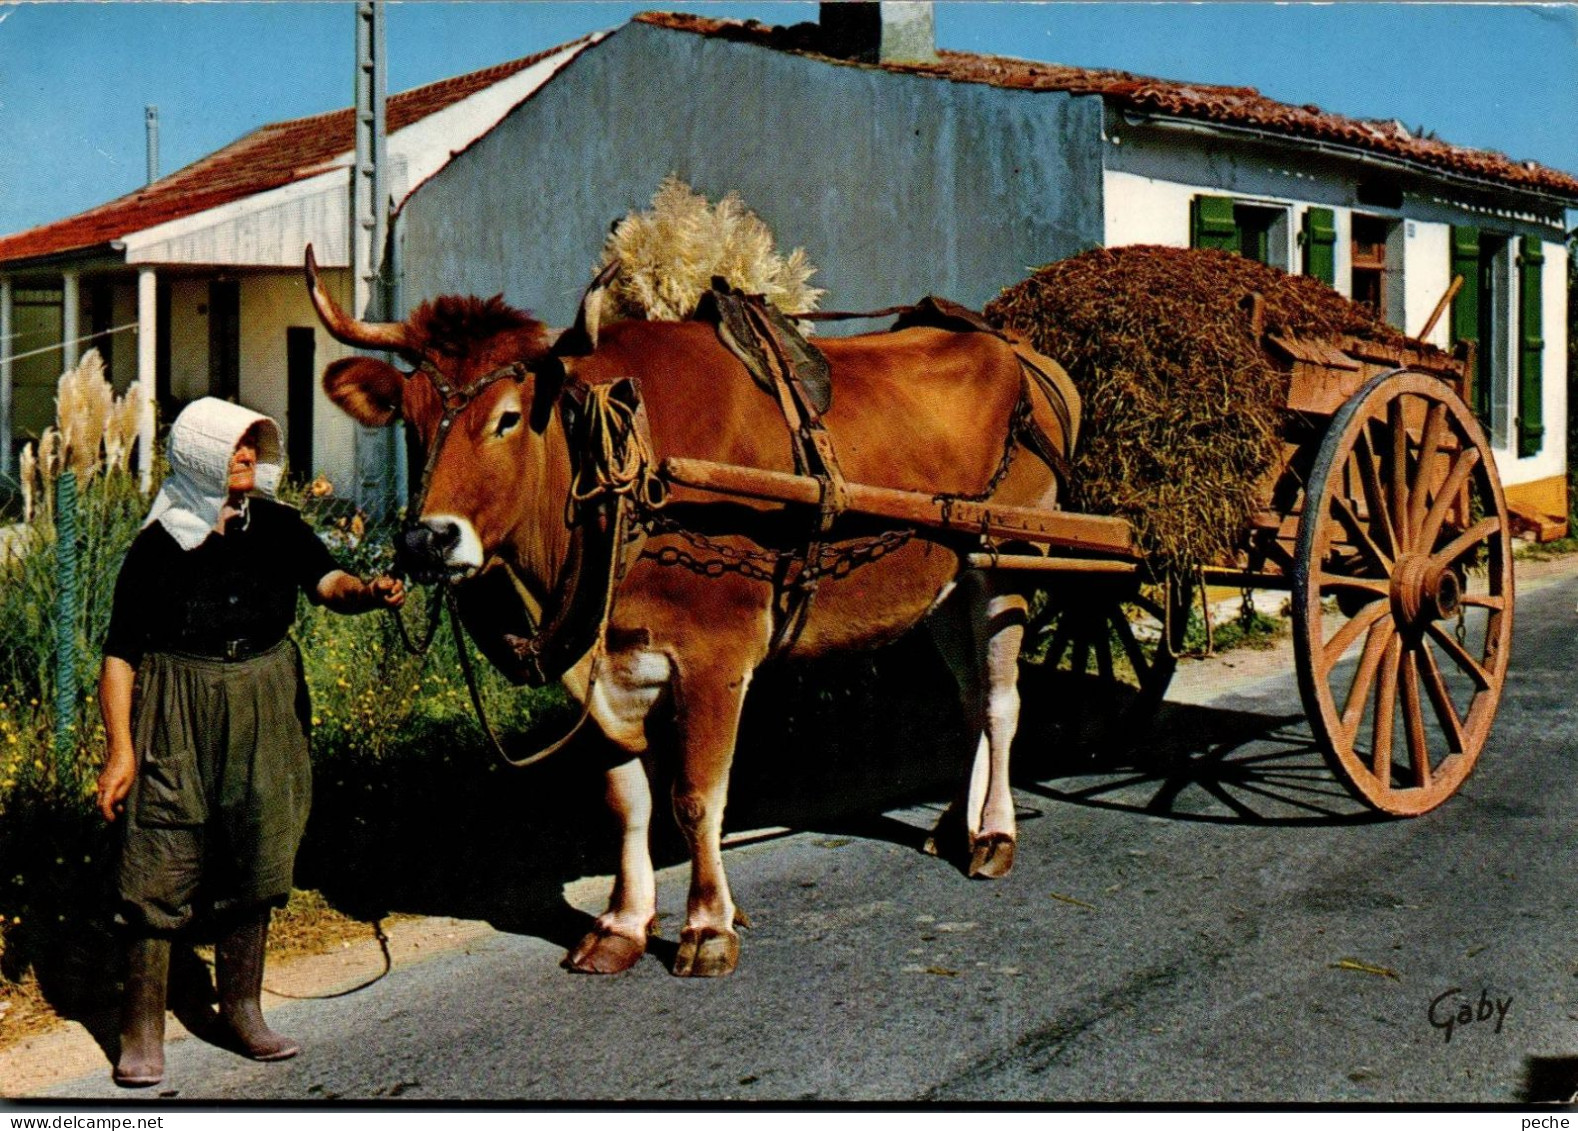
[{"x1": 985, "y1": 245, "x2": 1424, "y2": 568}]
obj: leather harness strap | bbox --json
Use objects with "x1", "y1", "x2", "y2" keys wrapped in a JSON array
[{"x1": 722, "y1": 293, "x2": 853, "y2": 658}]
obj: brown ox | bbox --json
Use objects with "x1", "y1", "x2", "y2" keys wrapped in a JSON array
[{"x1": 307, "y1": 253, "x2": 1074, "y2": 977}]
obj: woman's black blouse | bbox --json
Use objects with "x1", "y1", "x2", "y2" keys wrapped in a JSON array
[{"x1": 103, "y1": 498, "x2": 341, "y2": 665}]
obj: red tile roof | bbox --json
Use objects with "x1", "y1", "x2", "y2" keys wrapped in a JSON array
[
  {"x1": 638, "y1": 10, "x2": 1578, "y2": 203},
  {"x1": 0, "y1": 41, "x2": 587, "y2": 266}
]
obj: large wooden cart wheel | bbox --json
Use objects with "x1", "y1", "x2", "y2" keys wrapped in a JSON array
[
  {"x1": 1292, "y1": 370, "x2": 1513, "y2": 815},
  {"x1": 1020, "y1": 570, "x2": 1193, "y2": 756}
]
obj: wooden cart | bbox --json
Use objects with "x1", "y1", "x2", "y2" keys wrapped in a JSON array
[{"x1": 661, "y1": 312, "x2": 1511, "y2": 817}]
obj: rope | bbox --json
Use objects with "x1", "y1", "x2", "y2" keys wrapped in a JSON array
[
  {"x1": 0, "y1": 320, "x2": 140, "y2": 367},
  {"x1": 567, "y1": 382, "x2": 667, "y2": 513},
  {"x1": 386, "y1": 581, "x2": 445, "y2": 656},
  {"x1": 450, "y1": 589, "x2": 599, "y2": 770},
  {"x1": 258, "y1": 920, "x2": 394, "y2": 1001}
]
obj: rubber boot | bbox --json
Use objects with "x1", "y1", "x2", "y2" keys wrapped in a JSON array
[
  {"x1": 113, "y1": 936, "x2": 170, "y2": 1088},
  {"x1": 215, "y1": 909, "x2": 299, "y2": 1062}
]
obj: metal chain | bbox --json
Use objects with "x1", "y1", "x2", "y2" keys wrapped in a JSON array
[
  {"x1": 930, "y1": 389, "x2": 1027, "y2": 510},
  {"x1": 639, "y1": 510, "x2": 916, "y2": 584}
]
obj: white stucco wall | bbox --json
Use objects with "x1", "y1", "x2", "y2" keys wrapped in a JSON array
[{"x1": 237, "y1": 269, "x2": 358, "y2": 488}]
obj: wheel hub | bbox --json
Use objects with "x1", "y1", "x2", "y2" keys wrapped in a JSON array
[{"x1": 1390, "y1": 553, "x2": 1460, "y2": 630}]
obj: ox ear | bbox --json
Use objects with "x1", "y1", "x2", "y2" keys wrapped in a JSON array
[
  {"x1": 323, "y1": 356, "x2": 405, "y2": 427},
  {"x1": 528, "y1": 357, "x2": 567, "y2": 434}
]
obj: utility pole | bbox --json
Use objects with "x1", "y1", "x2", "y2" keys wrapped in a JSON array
[{"x1": 351, "y1": 0, "x2": 398, "y2": 513}]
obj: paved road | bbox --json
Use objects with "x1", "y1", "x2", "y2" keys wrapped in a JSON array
[{"x1": 45, "y1": 568, "x2": 1578, "y2": 1103}]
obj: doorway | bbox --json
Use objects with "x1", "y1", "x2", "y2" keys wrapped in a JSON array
[{"x1": 286, "y1": 327, "x2": 315, "y2": 479}]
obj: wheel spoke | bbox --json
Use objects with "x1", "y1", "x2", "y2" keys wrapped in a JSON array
[
  {"x1": 1459, "y1": 593, "x2": 1506, "y2": 611},
  {"x1": 1388, "y1": 397, "x2": 1410, "y2": 553},
  {"x1": 1417, "y1": 639, "x2": 1467, "y2": 753},
  {"x1": 1340, "y1": 619, "x2": 1396, "y2": 739},
  {"x1": 1070, "y1": 636, "x2": 1092, "y2": 678},
  {"x1": 1322, "y1": 600, "x2": 1390, "y2": 671},
  {"x1": 1424, "y1": 622, "x2": 1493, "y2": 690},
  {"x1": 1400, "y1": 649, "x2": 1433, "y2": 789},
  {"x1": 1432, "y1": 517, "x2": 1500, "y2": 569},
  {"x1": 1371, "y1": 634, "x2": 1403, "y2": 787},
  {"x1": 1112, "y1": 613, "x2": 1151, "y2": 684},
  {"x1": 1407, "y1": 403, "x2": 1447, "y2": 546},
  {"x1": 1352, "y1": 427, "x2": 1398, "y2": 560},
  {"x1": 1044, "y1": 618, "x2": 1073, "y2": 670},
  {"x1": 1095, "y1": 620, "x2": 1116, "y2": 684},
  {"x1": 1332, "y1": 495, "x2": 1394, "y2": 572},
  {"x1": 1317, "y1": 574, "x2": 1390, "y2": 598},
  {"x1": 1417, "y1": 448, "x2": 1482, "y2": 553}
]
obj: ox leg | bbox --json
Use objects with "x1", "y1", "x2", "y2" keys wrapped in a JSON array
[
  {"x1": 927, "y1": 573, "x2": 1028, "y2": 879},
  {"x1": 670, "y1": 664, "x2": 753, "y2": 978},
  {"x1": 565, "y1": 757, "x2": 656, "y2": 974}
]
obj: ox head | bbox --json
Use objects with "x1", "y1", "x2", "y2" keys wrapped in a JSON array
[{"x1": 305, "y1": 246, "x2": 560, "y2": 582}]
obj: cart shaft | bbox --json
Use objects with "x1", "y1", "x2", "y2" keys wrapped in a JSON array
[{"x1": 660, "y1": 457, "x2": 1139, "y2": 557}]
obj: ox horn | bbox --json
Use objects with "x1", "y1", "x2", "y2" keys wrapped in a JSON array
[{"x1": 303, "y1": 244, "x2": 414, "y2": 353}]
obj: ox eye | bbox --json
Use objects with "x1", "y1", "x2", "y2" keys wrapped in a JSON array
[{"x1": 494, "y1": 410, "x2": 522, "y2": 437}]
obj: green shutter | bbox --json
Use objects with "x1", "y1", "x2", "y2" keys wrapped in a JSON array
[
  {"x1": 1516, "y1": 236, "x2": 1544, "y2": 458},
  {"x1": 1449, "y1": 225, "x2": 1484, "y2": 419},
  {"x1": 1302, "y1": 207, "x2": 1336, "y2": 284},
  {"x1": 1191, "y1": 195, "x2": 1237, "y2": 252}
]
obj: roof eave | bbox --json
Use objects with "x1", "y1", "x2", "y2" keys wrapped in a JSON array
[
  {"x1": 0, "y1": 243, "x2": 126, "y2": 275},
  {"x1": 1123, "y1": 110, "x2": 1578, "y2": 213}
]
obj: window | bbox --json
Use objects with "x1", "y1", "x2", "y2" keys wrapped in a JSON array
[
  {"x1": 1191, "y1": 195, "x2": 1290, "y2": 269},
  {"x1": 1451, "y1": 226, "x2": 1543, "y2": 456},
  {"x1": 1350, "y1": 215, "x2": 1389, "y2": 320},
  {"x1": 1349, "y1": 214, "x2": 1405, "y2": 328}
]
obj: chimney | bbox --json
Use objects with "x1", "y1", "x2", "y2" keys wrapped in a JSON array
[
  {"x1": 145, "y1": 106, "x2": 159, "y2": 184},
  {"x1": 818, "y1": 2, "x2": 937, "y2": 65}
]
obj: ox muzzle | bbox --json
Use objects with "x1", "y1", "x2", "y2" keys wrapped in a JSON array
[{"x1": 395, "y1": 515, "x2": 481, "y2": 584}]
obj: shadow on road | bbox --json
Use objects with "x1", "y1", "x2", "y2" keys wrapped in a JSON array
[
  {"x1": 1017, "y1": 696, "x2": 1384, "y2": 826},
  {"x1": 294, "y1": 630, "x2": 1378, "y2": 970},
  {"x1": 6, "y1": 630, "x2": 1385, "y2": 1038}
]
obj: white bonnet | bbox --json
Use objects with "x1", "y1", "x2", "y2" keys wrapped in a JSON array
[{"x1": 143, "y1": 397, "x2": 284, "y2": 550}]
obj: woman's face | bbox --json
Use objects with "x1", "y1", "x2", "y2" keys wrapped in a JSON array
[{"x1": 229, "y1": 435, "x2": 259, "y2": 496}]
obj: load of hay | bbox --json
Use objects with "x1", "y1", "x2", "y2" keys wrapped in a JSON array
[
  {"x1": 598, "y1": 175, "x2": 825, "y2": 326},
  {"x1": 986, "y1": 245, "x2": 1441, "y2": 569}
]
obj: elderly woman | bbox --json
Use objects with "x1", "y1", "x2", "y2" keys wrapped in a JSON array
[{"x1": 95, "y1": 397, "x2": 404, "y2": 1088}]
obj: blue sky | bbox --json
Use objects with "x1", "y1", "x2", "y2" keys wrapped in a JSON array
[{"x1": 0, "y1": 2, "x2": 1575, "y2": 237}]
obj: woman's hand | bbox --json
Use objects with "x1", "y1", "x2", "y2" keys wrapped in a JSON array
[
  {"x1": 316, "y1": 570, "x2": 405, "y2": 613},
  {"x1": 98, "y1": 656, "x2": 137, "y2": 822},
  {"x1": 98, "y1": 743, "x2": 136, "y2": 822},
  {"x1": 367, "y1": 574, "x2": 406, "y2": 609}
]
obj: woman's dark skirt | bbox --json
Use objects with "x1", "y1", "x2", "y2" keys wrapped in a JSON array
[{"x1": 115, "y1": 640, "x2": 313, "y2": 933}]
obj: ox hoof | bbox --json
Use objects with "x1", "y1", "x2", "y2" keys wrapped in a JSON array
[
  {"x1": 967, "y1": 833, "x2": 1016, "y2": 880},
  {"x1": 671, "y1": 925, "x2": 739, "y2": 978},
  {"x1": 564, "y1": 919, "x2": 652, "y2": 975}
]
